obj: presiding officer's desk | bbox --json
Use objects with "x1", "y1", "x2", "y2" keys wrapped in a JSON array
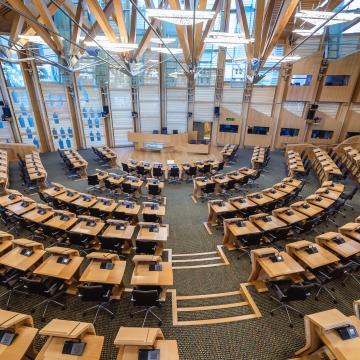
[
  {"x1": 36, "y1": 319, "x2": 104, "y2": 360},
  {"x1": 248, "y1": 247, "x2": 305, "y2": 292},
  {"x1": 114, "y1": 326, "x2": 179, "y2": 360},
  {"x1": 0, "y1": 309, "x2": 38, "y2": 360},
  {"x1": 295, "y1": 308, "x2": 360, "y2": 360},
  {"x1": 316, "y1": 232, "x2": 360, "y2": 258}
]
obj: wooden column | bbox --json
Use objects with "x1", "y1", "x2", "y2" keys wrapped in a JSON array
[{"x1": 101, "y1": 84, "x2": 114, "y2": 147}]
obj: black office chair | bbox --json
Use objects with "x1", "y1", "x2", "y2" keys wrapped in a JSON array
[
  {"x1": 67, "y1": 232, "x2": 94, "y2": 254},
  {"x1": 38, "y1": 191, "x2": 53, "y2": 205},
  {"x1": 121, "y1": 182, "x2": 136, "y2": 199},
  {"x1": 265, "y1": 226, "x2": 292, "y2": 249},
  {"x1": 136, "y1": 166, "x2": 150, "y2": 178},
  {"x1": 103, "y1": 179, "x2": 120, "y2": 198},
  {"x1": 0, "y1": 269, "x2": 27, "y2": 310},
  {"x1": 269, "y1": 280, "x2": 314, "y2": 327},
  {"x1": 99, "y1": 236, "x2": 123, "y2": 254},
  {"x1": 185, "y1": 166, "x2": 197, "y2": 182},
  {"x1": 122, "y1": 163, "x2": 131, "y2": 174},
  {"x1": 130, "y1": 289, "x2": 162, "y2": 326},
  {"x1": 245, "y1": 170, "x2": 261, "y2": 187},
  {"x1": 67, "y1": 203, "x2": 86, "y2": 216},
  {"x1": 78, "y1": 284, "x2": 114, "y2": 324},
  {"x1": 238, "y1": 206, "x2": 258, "y2": 218},
  {"x1": 340, "y1": 185, "x2": 358, "y2": 210},
  {"x1": 135, "y1": 241, "x2": 157, "y2": 255},
  {"x1": 199, "y1": 164, "x2": 211, "y2": 175},
  {"x1": 237, "y1": 232, "x2": 263, "y2": 260},
  {"x1": 148, "y1": 184, "x2": 161, "y2": 198},
  {"x1": 87, "y1": 174, "x2": 100, "y2": 193},
  {"x1": 168, "y1": 167, "x2": 181, "y2": 183},
  {"x1": 294, "y1": 215, "x2": 322, "y2": 234},
  {"x1": 200, "y1": 183, "x2": 216, "y2": 201},
  {"x1": 152, "y1": 167, "x2": 164, "y2": 179},
  {"x1": 20, "y1": 276, "x2": 66, "y2": 321},
  {"x1": 211, "y1": 161, "x2": 224, "y2": 174},
  {"x1": 313, "y1": 263, "x2": 353, "y2": 303}
]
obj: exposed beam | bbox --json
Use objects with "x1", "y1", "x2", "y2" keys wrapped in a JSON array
[
  {"x1": 85, "y1": 0, "x2": 117, "y2": 42},
  {"x1": 260, "y1": 0, "x2": 275, "y2": 55},
  {"x1": 184, "y1": 0, "x2": 193, "y2": 55},
  {"x1": 193, "y1": 0, "x2": 207, "y2": 64},
  {"x1": 261, "y1": 0, "x2": 300, "y2": 63},
  {"x1": 113, "y1": 0, "x2": 129, "y2": 43},
  {"x1": 168, "y1": 0, "x2": 190, "y2": 64},
  {"x1": 8, "y1": 0, "x2": 60, "y2": 54},
  {"x1": 70, "y1": 0, "x2": 84, "y2": 55},
  {"x1": 129, "y1": 0, "x2": 137, "y2": 43},
  {"x1": 32, "y1": 0, "x2": 64, "y2": 52},
  {"x1": 235, "y1": 0, "x2": 253, "y2": 61},
  {"x1": 253, "y1": 0, "x2": 265, "y2": 59},
  {"x1": 196, "y1": 0, "x2": 221, "y2": 62},
  {"x1": 9, "y1": 14, "x2": 24, "y2": 45}
]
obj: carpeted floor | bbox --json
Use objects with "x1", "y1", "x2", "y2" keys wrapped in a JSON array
[{"x1": 2, "y1": 147, "x2": 360, "y2": 360}]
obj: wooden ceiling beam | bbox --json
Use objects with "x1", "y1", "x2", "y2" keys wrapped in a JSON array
[
  {"x1": 168, "y1": 0, "x2": 191, "y2": 64},
  {"x1": 10, "y1": 0, "x2": 60, "y2": 54},
  {"x1": 196, "y1": 0, "x2": 221, "y2": 62},
  {"x1": 70, "y1": 0, "x2": 84, "y2": 56},
  {"x1": 235, "y1": 0, "x2": 253, "y2": 61},
  {"x1": 193, "y1": 0, "x2": 207, "y2": 63},
  {"x1": 113, "y1": 0, "x2": 129, "y2": 43},
  {"x1": 260, "y1": 0, "x2": 275, "y2": 55},
  {"x1": 129, "y1": 0, "x2": 137, "y2": 43},
  {"x1": 261, "y1": 0, "x2": 300, "y2": 63},
  {"x1": 85, "y1": 0, "x2": 117, "y2": 42},
  {"x1": 9, "y1": 14, "x2": 24, "y2": 45},
  {"x1": 253, "y1": 0, "x2": 265, "y2": 59},
  {"x1": 32, "y1": 0, "x2": 64, "y2": 52}
]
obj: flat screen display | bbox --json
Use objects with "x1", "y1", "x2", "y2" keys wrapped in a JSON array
[{"x1": 219, "y1": 124, "x2": 239, "y2": 133}]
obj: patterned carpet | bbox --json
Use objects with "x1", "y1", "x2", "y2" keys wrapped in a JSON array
[{"x1": 1, "y1": 147, "x2": 360, "y2": 360}]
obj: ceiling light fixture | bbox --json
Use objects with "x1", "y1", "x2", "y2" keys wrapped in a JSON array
[
  {"x1": 150, "y1": 47, "x2": 183, "y2": 55},
  {"x1": 267, "y1": 55, "x2": 301, "y2": 62},
  {"x1": 292, "y1": 28, "x2": 324, "y2": 36},
  {"x1": 146, "y1": 9, "x2": 215, "y2": 25},
  {"x1": 150, "y1": 37, "x2": 176, "y2": 44},
  {"x1": 295, "y1": 10, "x2": 360, "y2": 26},
  {"x1": 204, "y1": 32, "x2": 254, "y2": 46}
]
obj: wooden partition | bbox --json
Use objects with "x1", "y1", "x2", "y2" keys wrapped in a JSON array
[
  {"x1": 319, "y1": 52, "x2": 360, "y2": 103},
  {"x1": 216, "y1": 106, "x2": 242, "y2": 146},
  {"x1": 334, "y1": 135, "x2": 360, "y2": 155},
  {"x1": 244, "y1": 108, "x2": 273, "y2": 147},
  {"x1": 286, "y1": 52, "x2": 323, "y2": 102},
  {"x1": 0, "y1": 143, "x2": 36, "y2": 160}
]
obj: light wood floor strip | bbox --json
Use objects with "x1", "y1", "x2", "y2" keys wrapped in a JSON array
[
  {"x1": 240, "y1": 283, "x2": 262, "y2": 318},
  {"x1": 203, "y1": 222, "x2": 212, "y2": 235},
  {"x1": 175, "y1": 313, "x2": 259, "y2": 326},
  {"x1": 173, "y1": 263, "x2": 226, "y2": 270},
  {"x1": 172, "y1": 257, "x2": 221, "y2": 263},
  {"x1": 177, "y1": 302, "x2": 248, "y2": 312},
  {"x1": 172, "y1": 251, "x2": 217, "y2": 257},
  {"x1": 217, "y1": 245, "x2": 230, "y2": 265},
  {"x1": 177, "y1": 291, "x2": 240, "y2": 300}
]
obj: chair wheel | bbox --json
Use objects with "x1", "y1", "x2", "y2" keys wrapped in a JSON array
[
  {"x1": 299, "y1": 314, "x2": 303, "y2": 318},
  {"x1": 130, "y1": 313, "x2": 133, "y2": 318},
  {"x1": 333, "y1": 300, "x2": 337, "y2": 304},
  {"x1": 82, "y1": 312, "x2": 86, "y2": 316},
  {"x1": 270, "y1": 311, "x2": 274, "y2": 316},
  {"x1": 41, "y1": 317, "x2": 46, "y2": 322},
  {"x1": 315, "y1": 297, "x2": 319, "y2": 301},
  {"x1": 6, "y1": 306, "x2": 10, "y2": 310},
  {"x1": 289, "y1": 323, "x2": 293, "y2": 328},
  {"x1": 111, "y1": 315, "x2": 115, "y2": 320},
  {"x1": 341, "y1": 283, "x2": 345, "y2": 287},
  {"x1": 331, "y1": 287, "x2": 335, "y2": 292},
  {"x1": 158, "y1": 321, "x2": 162, "y2": 326},
  {"x1": 31, "y1": 308, "x2": 36, "y2": 314},
  {"x1": 62, "y1": 306, "x2": 66, "y2": 310}
]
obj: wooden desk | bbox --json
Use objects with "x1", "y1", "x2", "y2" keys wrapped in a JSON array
[
  {"x1": 273, "y1": 182, "x2": 297, "y2": 194},
  {"x1": 114, "y1": 202, "x2": 141, "y2": 223},
  {"x1": 0, "y1": 239, "x2": 45, "y2": 272},
  {"x1": 55, "y1": 190, "x2": 80, "y2": 204},
  {"x1": 339, "y1": 223, "x2": 360, "y2": 242},
  {"x1": 247, "y1": 193, "x2": 273, "y2": 206},
  {"x1": 306, "y1": 195, "x2": 335, "y2": 209},
  {"x1": 262, "y1": 188, "x2": 287, "y2": 200},
  {"x1": 37, "y1": 319, "x2": 103, "y2": 360},
  {"x1": 250, "y1": 214, "x2": 287, "y2": 232},
  {"x1": 212, "y1": 175, "x2": 230, "y2": 194},
  {"x1": 229, "y1": 197, "x2": 257, "y2": 211},
  {"x1": 131, "y1": 261, "x2": 173, "y2": 302},
  {"x1": 291, "y1": 201, "x2": 324, "y2": 218},
  {"x1": 71, "y1": 194, "x2": 98, "y2": 209},
  {"x1": 207, "y1": 201, "x2": 237, "y2": 226},
  {"x1": 70, "y1": 219, "x2": 105, "y2": 237},
  {"x1": 0, "y1": 310, "x2": 38, "y2": 360},
  {"x1": 136, "y1": 224, "x2": 169, "y2": 256},
  {"x1": 100, "y1": 221, "x2": 135, "y2": 254},
  {"x1": 142, "y1": 204, "x2": 166, "y2": 223},
  {"x1": 248, "y1": 247, "x2": 304, "y2": 292},
  {"x1": 91, "y1": 198, "x2": 117, "y2": 213},
  {"x1": 315, "y1": 188, "x2": 342, "y2": 201},
  {"x1": 6, "y1": 198, "x2": 36, "y2": 215},
  {"x1": 22, "y1": 206, "x2": 54, "y2": 223},
  {"x1": 192, "y1": 178, "x2": 215, "y2": 199},
  {"x1": 0, "y1": 193, "x2": 22, "y2": 207},
  {"x1": 44, "y1": 212, "x2": 78, "y2": 231},
  {"x1": 33, "y1": 247, "x2": 83, "y2": 293},
  {"x1": 272, "y1": 207, "x2": 308, "y2": 225},
  {"x1": 0, "y1": 231, "x2": 13, "y2": 256},
  {"x1": 223, "y1": 219, "x2": 261, "y2": 250},
  {"x1": 286, "y1": 240, "x2": 339, "y2": 269},
  {"x1": 238, "y1": 168, "x2": 256, "y2": 177},
  {"x1": 79, "y1": 253, "x2": 126, "y2": 300},
  {"x1": 41, "y1": 185, "x2": 66, "y2": 197},
  {"x1": 316, "y1": 232, "x2": 360, "y2": 258},
  {"x1": 282, "y1": 177, "x2": 302, "y2": 188},
  {"x1": 295, "y1": 309, "x2": 360, "y2": 360}
]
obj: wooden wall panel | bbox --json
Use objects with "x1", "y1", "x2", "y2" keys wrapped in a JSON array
[
  {"x1": 216, "y1": 106, "x2": 242, "y2": 145},
  {"x1": 244, "y1": 108, "x2": 273, "y2": 147},
  {"x1": 286, "y1": 52, "x2": 323, "y2": 102},
  {"x1": 339, "y1": 104, "x2": 360, "y2": 141},
  {"x1": 319, "y1": 51, "x2": 360, "y2": 103}
]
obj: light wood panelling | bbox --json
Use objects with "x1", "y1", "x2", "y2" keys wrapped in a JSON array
[
  {"x1": 339, "y1": 104, "x2": 360, "y2": 141},
  {"x1": 0, "y1": 142, "x2": 36, "y2": 160},
  {"x1": 244, "y1": 108, "x2": 273, "y2": 147},
  {"x1": 319, "y1": 51, "x2": 360, "y2": 102},
  {"x1": 216, "y1": 106, "x2": 241, "y2": 145},
  {"x1": 286, "y1": 52, "x2": 323, "y2": 102}
]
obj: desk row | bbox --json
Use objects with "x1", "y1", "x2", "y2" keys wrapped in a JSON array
[
  {"x1": 58, "y1": 149, "x2": 88, "y2": 178},
  {"x1": 0, "y1": 149, "x2": 8, "y2": 192}
]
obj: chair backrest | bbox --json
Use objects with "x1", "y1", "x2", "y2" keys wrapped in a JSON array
[
  {"x1": 68, "y1": 232, "x2": 89, "y2": 245},
  {"x1": 38, "y1": 191, "x2": 52, "y2": 204},
  {"x1": 78, "y1": 284, "x2": 109, "y2": 301},
  {"x1": 226, "y1": 179, "x2": 237, "y2": 190},
  {"x1": 188, "y1": 166, "x2": 197, "y2": 175},
  {"x1": 169, "y1": 167, "x2": 179, "y2": 177},
  {"x1": 203, "y1": 164, "x2": 211, "y2": 172},
  {"x1": 21, "y1": 277, "x2": 46, "y2": 294},
  {"x1": 122, "y1": 163, "x2": 130, "y2": 173},
  {"x1": 284, "y1": 284, "x2": 311, "y2": 302},
  {"x1": 135, "y1": 240, "x2": 157, "y2": 254},
  {"x1": 89, "y1": 207, "x2": 103, "y2": 218},
  {"x1": 270, "y1": 226, "x2": 291, "y2": 240},
  {"x1": 143, "y1": 213, "x2": 160, "y2": 223},
  {"x1": 87, "y1": 174, "x2": 99, "y2": 185},
  {"x1": 204, "y1": 183, "x2": 216, "y2": 193},
  {"x1": 217, "y1": 162, "x2": 225, "y2": 171},
  {"x1": 99, "y1": 236, "x2": 122, "y2": 252},
  {"x1": 122, "y1": 182, "x2": 133, "y2": 192},
  {"x1": 132, "y1": 289, "x2": 159, "y2": 307},
  {"x1": 242, "y1": 232, "x2": 262, "y2": 246},
  {"x1": 153, "y1": 167, "x2": 163, "y2": 176},
  {"x1": 148, "y1": 184, "x2": 160, "y2": 195}
]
